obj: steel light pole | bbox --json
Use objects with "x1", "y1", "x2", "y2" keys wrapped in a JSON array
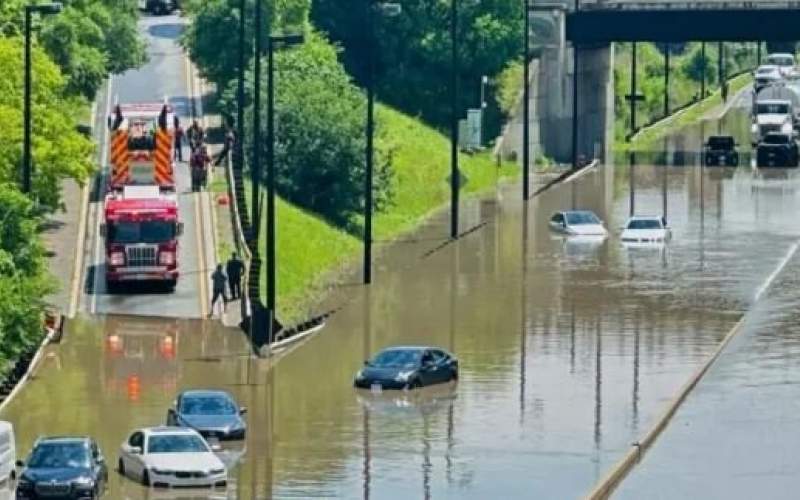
[
  {"x1": 523, "y1": 0, "x2": 530, "y2": 200},
  {"x1": 236, "y1": 0, "x2": 246, "y2": 178},
  {"x1": 450, "y1": 0, "x2": 460, "y2": 239},
  {"x1": 571, "y1": 0, "x2": 580, "y2": 170},
  {"x1": 251, "y1": 0, "x2": 263, "y2": 236},
  {"x1": 364, "y1": 2, "x2": 401, "y2": 285},
  {"x1": 23, "y1": 2, "x2": 62, "y2": 195},
  {"x1": 266, "y1": 33, "x2": 304, "y2": 343}
]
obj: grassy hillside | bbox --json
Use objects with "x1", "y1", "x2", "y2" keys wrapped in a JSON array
[{"x1": 230, "y1": 103, "x2": 519, "y2": 323}]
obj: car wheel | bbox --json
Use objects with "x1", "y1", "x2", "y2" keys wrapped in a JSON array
[
  {"x1": 118, "y1": 458, "x2": 125, "y2": 476},
  {"x1": 142, "y1": 469, "x2": 151, "y2": 487}
]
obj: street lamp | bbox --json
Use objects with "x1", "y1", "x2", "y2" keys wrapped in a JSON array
[
  {"x1": 364, "y1": 1, "x2": 401, "y2": 285},
  {"x1": 450, "y1": 0, "x2": 459, "y2": 239},
  {"x1": 23, "y1": 2, "x2": 62, "y2": 194},
  {"x1": 266, "y1": 32, "x2": 304, "y2": 343},
  {"x1": 236, "y1": 0, "x2": 246, "y2": 180}
]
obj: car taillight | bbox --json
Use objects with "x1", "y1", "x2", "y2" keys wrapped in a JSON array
[
  {"x1": 109, "y1": 251, "x2": 125, "y2": 266},
  {"x1": 159, "y1": 251, "x2": 175, "y2": 266}
]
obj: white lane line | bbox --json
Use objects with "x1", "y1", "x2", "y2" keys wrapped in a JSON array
[
  {"x1": 754, "y1": 240, "x2": 799, "y2": 303},
  {"x1": 90, "y1": 76, "x2": 114, "y2": 315}
]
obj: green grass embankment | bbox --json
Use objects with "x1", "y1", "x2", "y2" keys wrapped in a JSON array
[
  {"x1": 232, "y1": 104, "x2": 518, "y2": 323},
  {"x1": 619, "y1": 73, "x2": 753, "y2": 152}
]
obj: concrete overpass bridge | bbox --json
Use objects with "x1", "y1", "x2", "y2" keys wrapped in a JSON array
[{"x1": 504, "y1": 0, "x2": 796, "y2": 165}]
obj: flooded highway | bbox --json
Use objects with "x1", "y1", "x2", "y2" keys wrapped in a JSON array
[{"x1": 9, "y1": 90, "x2": 800, "y2": 499}]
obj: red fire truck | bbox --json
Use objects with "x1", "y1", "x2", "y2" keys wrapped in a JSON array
[{"x1": 101, "y1": 186, "x2": 183, "y2": 291}]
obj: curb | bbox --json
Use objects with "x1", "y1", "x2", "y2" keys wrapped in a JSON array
[{"x1": 584, "y1": 315, "x2": 746, "y2": 499}]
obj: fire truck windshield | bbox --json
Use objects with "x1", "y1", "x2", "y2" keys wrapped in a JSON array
[{"x1": 108, "y1": 221, "x2": 175, "y2": 244}]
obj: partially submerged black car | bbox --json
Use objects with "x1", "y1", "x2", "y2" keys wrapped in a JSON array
[
  {"x1": 16, "y1": 436, "x2": 107, "y2": 499},
  {"x1": 757, "y1": 132, "x2": 799, "y2": 167},
  {"x1": 703, "y1": 135, "x2": 739, "y2": 167},
  {"x1": 354, "y1": 346, "x2": 458, "y2": 390}
]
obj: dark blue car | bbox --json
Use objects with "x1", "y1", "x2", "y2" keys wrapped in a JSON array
[
  {"x1": 166, "y1": 389, "x2": 247, "y2": 440},
  {"x1": 354, "y1": 346, "x2": 459, "y2": 390},
  {"x1": 16, "y1": 436, "x2": 107, "y2": 499}
]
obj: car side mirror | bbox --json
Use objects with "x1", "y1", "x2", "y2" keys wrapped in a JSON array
[
  {"x1": 99, "y1": 224, "x2": 107, "y2": 237},
  {"x1": 177, "y1": 222, "x2": 184, "y2": 237},
  {"x1": 96, "y1": 455, "x2": 105, "y2": 464},
  {"x1": 210, "y1": 442, "x2": 222, "y2": 452},
  {"x1": 130, "y1": 446, "x2": 142, "y2": 455},
  {"x1": 239, "y1": 406, "x2": 247, "y2": 415},
  {"x1": 15, "y1": 460, "x2": 23, "y2": 468}
]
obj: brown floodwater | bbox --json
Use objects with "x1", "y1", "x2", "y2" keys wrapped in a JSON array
[{"x1": 6, "y1": 95, "x2": 800, "y2": 498}]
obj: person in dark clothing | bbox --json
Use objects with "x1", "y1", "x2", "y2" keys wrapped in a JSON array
[
  {"x1": 210, "y1": 264, "x2": 228, "y2": 317},
  {"x1": 174, "y1": 124, "x2": 184, "y2": 162},
  {"x1": 226, "y1": 253, "x2": 244, "y2": 299},
  {"x1": 188, "y1": 120, "x2": 205, "y2": 153}
]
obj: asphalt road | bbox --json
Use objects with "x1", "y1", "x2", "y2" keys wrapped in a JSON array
[{"x1": 79, "y1": 14, "x2": 214, "y2": 319}]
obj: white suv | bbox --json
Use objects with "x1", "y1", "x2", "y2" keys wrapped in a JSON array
[{"x1": 118, "y1": 427, "x2": 227, "y2": 489}]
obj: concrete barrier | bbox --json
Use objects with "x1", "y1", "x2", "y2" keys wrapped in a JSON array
[{"x1": 584, "y1": 316, "x2": 746, "y2": 499}]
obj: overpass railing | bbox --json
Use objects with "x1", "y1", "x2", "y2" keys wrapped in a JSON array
[{"x1": 579, "y1": 0, "x2": 800, "y2": 10}]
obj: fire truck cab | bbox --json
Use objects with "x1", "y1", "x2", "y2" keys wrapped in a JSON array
[{"x1": 101, "y1": 186, "x2": 183, "y2": 291}]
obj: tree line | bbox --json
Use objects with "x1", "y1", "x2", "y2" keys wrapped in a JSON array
[{"x1": 0, "y1": 0, "x2": 143, "y2": 373}]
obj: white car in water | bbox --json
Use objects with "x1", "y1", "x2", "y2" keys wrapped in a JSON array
[
  {"x1": 118, "y1": 427, "x2": 227, "y2": 489},
  {"x1": 620, "y1": 216, "x2": 671, "y2": 244},
  {"x1": 549, "y1": 210, "x2": 607, "y2": 237}
]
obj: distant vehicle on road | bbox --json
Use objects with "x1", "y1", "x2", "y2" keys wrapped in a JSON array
[
  {"x1": 354, "y1": 347, "x2": 458, "y2": 390},
  {"x1": 166, "y1": 390, "x2": 247, "y2": 440},
  {"x1": 138, "y1": 0, "x2": 178, "y2": 15},
  {"x1": 16, "y1": 436, "x2": 107, "y2": 500},
  {"x1": 703, "y1": 135, "x2": 739, "y2": 166},
  {"x1": 621, "y1": 216, "x2": 671, "y2": 244},
  {"x1": 766, "y1": 53, "x2": 796, "y2": 77},
  {"x1": 754, "y1": 65, "x2": 783, "y2": 92},
  {"x1": 118, "y1": 427, "x2": 227, "y2": 489},
  {"x1": 756, "y1": 132, "x2": 800, "y2": 167},
  {"x1": 548, "y1": 210, "x2": 608, "y2": 236},
  {"x1": 751, "y1": 99, "x2": 794, "y2": 146}
]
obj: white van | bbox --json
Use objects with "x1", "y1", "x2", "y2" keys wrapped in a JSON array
[
  {"x1": 766, "y1": 53, "x2": 796, "y2": 77},
  {"x1": 0, "y1": 422, "x2": 15, "y2": 483}
]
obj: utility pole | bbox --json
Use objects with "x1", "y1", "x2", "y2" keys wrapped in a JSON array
[
  {"x1": 523, "y1": 0, "x2": 530, "y2": 199},
  {"x1": 251, "y1": 0, "x2": 263, "y2": 237},
  {"x1": 364, "y1": 1, "x2": 375, "y2": 284},
  {"x1": 663, "y1": 43, "x2": 670, "y2": 118},
  {"x1": 236, "y1": 0, "x2": 245, "y2": 176},
  {"x1": 450, "y1": 0, "x2": 460, "y2": 238},
  {"x1": 700, "y1": 42, "x2": 706, "y2": 99},
  {"x1": 571, "y1": 0, "x2": 580, "y2": 170}
]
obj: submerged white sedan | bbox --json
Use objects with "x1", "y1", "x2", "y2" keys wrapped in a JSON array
[
  {"x1": 549, "y1": 210, "x2": 608, "y2": 236},
  {"x1": 118, "y1": 427, "x2": 227, "y2": 489},
  {"x1": 620, "y1": 216, "x2": 671, "y2": 243}
]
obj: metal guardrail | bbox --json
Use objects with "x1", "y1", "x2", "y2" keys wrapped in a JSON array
[{"x1": 224, "y1": 152, "x2": 252, "y2": 329}]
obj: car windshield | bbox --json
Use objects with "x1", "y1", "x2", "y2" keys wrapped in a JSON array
[
  {"x1": 757, "y1": 68, "x2": 777, "y2": 75},
  {"x1": 181, "y1": 396, "x2": 237, "y2": 415},
  {"x1": 370, "y1": 349, "x2": 422, "y2": 368},
  {"x1": 627, "y1": 219, "x2": 662, "y2": 230},
  {"x1": 764, "y1": 134, "x2": 791, "y2": 145},
  {"x1": 27, "y1": 442, "x2": 90, "y2": 469},
  {"x1": 708, "y1": 137, "x2": 734, "y2": 149},
  {"x1": 565, "y1": 212, "x2": 600, "y2": 225},
  {"x1": 108, "y1": 221, "x2": 175, "y2": 244},
  {"x1": 757, "y1": 103, "x2": 790, "y2": 114},
  {"x1": 147, "y1": 434, "x2": 209, "y2": 454},
  {"x1": 768, "y1": 56, "x2": 794, "y2": 67}
]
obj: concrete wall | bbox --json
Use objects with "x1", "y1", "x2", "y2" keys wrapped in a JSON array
[{"x1": 498, "y1": 14, "x2": 615, "y2": 166}]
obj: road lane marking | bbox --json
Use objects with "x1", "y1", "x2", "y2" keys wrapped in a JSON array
[
  {"x1": 754, "y1": 241, "x2": 799, "y2": 302},
  {"x1": 586, "y1": 238, "x2": 800, "y2": 499},
  {"x1": 90, "y1": 76, "x2": 114, "y2": 315}
]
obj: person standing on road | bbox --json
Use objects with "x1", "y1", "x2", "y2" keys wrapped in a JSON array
[
  {"x1": 214, "y1": 128, "x2": 236, "y2": 167},
  {"x1": 721, "y1": 80, "x2": 729, "y2": 103},
  {"x1": 174, "y1": 123, "x2": 184, "y2": 162},
  {"x1": 226, "y1": 253, "x2": 244, "y2": 300},
  {"x1": 210, "y1": 264, "x2": 228, "y2": 318}
]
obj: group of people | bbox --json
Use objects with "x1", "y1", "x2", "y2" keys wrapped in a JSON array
[
  {"x1": 174, "y1": 117, "x2": 237, "y2": 191},
  {"x1": 209, "y1": 253, "x2": 245, "y2": 318}
]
